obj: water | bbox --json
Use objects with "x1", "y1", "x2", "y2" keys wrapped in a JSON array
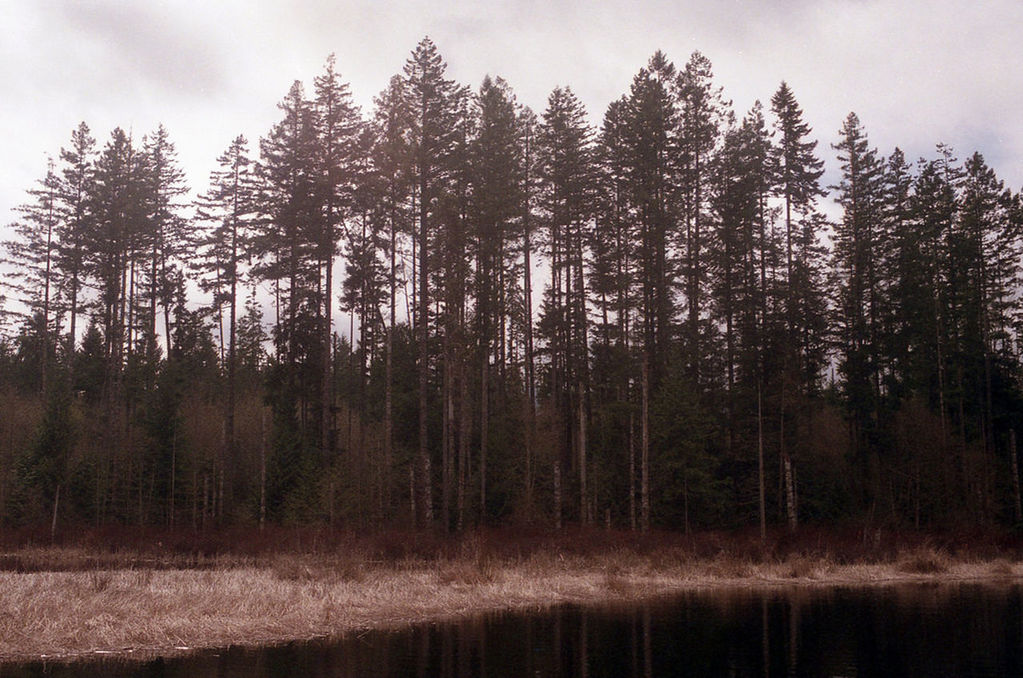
[{"x1": 5, "y1": 583, "x2": 1022, "y2": 677}]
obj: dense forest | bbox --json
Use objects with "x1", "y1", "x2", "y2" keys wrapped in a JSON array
[{"x1": 2, "y1": 38, "x2": 1022, "y2": 537}]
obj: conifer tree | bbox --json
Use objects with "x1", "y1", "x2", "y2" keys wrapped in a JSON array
[
  {"x1": 471, "y1": 75, "x2": 523, "y2": 523},
  {"x1": 709, "y1": 104, "x2": 776, "y2": 537},
  {"x1": 141, "y1": 125, "x2": 189, "y2": 358},
  {"x1": 831, "y1": 113, "x2": 885, "y2": 471},
  {"x1": 313, "y1": 54, "x2": 364, "y2": 458},
  {"x1": 537, "y1": 85, "x2": 595, "y2": 525},
  {"x1": 55, "y1": 122, "x2": 96, "y2": 365},
  {"x1": 403, "y1": 37, "x2": 467, "y2": 525},
  {"x1": 370, "y1": 74, "x2": 414, "y2": 515},
  {"x1": 3, "y1": 161, "x2": 62, "y2": 392},
  {"x1": 770, "y1": 83, "x2": 825, "y2": 531},
  {"x1": 253, "y1": 81, "x2": 326, "y2": 520},
  {"x1": 88, "y1": 127, "x2": 147, "y2": 396},
  {"x1": 517, "y1": 103, "x2": 541, "y2": 520},
  {"x1": 196, "y1": 134, "x2": 257, "y2": 515},
  {"x1": 676, "y1": 51, "x2": 729, "y2": 380}
]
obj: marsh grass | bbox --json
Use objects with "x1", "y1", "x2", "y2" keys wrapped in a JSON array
[
  {"x1": 896, "y1": 546, "x2": 951, "y2": 574},
  {"x1": 1, "y1": 526, "x2": 1021, "y2": 662},
  {"x1": 87, "y1": 569, "x2": 113, "y2": 592},
  {"x1": 602, "y1": 563, "x2": 632, "y2": 595},
  {"x1": 783, "y1": 554, "x2": 821, "y2": 579},
  {"x1": 268, "y1": 553, "x2": 366, "y2": 584},
  {"x1": 703, "y1": 553, "x2": 755, "y2": 579},
  {"x1": 988, "y1": 558, "x2": 1016, "y2": 577}
]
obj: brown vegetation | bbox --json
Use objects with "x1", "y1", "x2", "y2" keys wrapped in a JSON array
[{"x1": 0, "y1": 526, "x2": 1021, "y2": 663}]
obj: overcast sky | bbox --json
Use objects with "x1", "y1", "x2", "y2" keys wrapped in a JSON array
[{"x1": 2, "y1": 0, "x2": 1022, "y2": 270}]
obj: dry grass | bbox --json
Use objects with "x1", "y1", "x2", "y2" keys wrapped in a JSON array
[
  {"x1": 988, "y1": 558, "x2": 1017, "y2": 577},
  {"x1": 896, "y1": 546, "x2": 951, "y2": 574},
  {"x1": 1, "y1": 528, "x2": 1022, "y2": 663}
]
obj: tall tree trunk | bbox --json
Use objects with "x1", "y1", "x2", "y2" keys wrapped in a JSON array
[
  {"x1": 783, "y1": 451, "x2": 797, "y2": 531},
  {"x1": 480, "y1": 354, "x2": 489, "y2": 524},
  {"x1": 385, "y1": 213, "x2": 396, "y2": 518},
  {"x1": 50, "y1": 483, "x2": 60, "y2": 543},
  {"x1": 641, "y1": 356, "x2": 650, "y2": 532},
  {"x1": 442, "y1": 334, "x2": 453, "y2": 531},
  {"x1": 225, "y1": 219, "x2": 238, "y2": 525},
  {"x1": 170, "y1": 429, "x2": 176, "y2": 528},
  {"x1": 1011, "y1": 429, "x2": 1021, "y2": 523},
  {"x1": 260, "y1": 407, "x2": 266, "y2": 530},
  {"x1": 554, "y1": 458, "x2": 562, "y2": 530},
  {"x1": 41, "y1": 185, "x2": 54, "y2": 394},
  {"x1": 629, "y1": 410, "x2": 636, "y2": 531},
  {"x1": 523, "y1": 207, "x2": 535, "y2": 515},
  {"x1": 457, "y1": 354, "x2": 470, "y2": 531},
  {"x1": 758, "y1": 377, "x2": 767, "y2": 541},
  {"x1": 417, "y1": 175, "x2": 432, "y2": 525},
  {"x1": 322, "y1": 223, "x2": 334, "y2": 458},
  {"x1": 578, "y1": 379, "x2": 587, "y2": 525}
]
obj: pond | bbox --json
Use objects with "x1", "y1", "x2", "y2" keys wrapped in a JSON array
[{"x1": 6, "y1": 583, "x2": 1023, "y2": 677}]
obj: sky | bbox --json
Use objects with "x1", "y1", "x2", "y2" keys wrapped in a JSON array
[{"x1": 2, "y1": 0, "x2": 1023, "y2": 312}]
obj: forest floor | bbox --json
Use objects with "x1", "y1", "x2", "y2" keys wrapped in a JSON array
[{"x1": 1, "y1": 524, "x2": 1022, "y2": 663}]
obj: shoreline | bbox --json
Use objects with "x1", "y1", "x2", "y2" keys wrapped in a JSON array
[{"x1": 2, "y1": 547, "x2": 1021, "y2": 664}]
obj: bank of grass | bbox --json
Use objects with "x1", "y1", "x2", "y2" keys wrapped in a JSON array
[{"x1": 1, "y1": 525, "x2": 1021, "y2": 662}]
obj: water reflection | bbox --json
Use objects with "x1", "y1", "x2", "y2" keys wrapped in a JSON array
[{"x1": 5, "y1": 583, "x2": 1023, "y2": 677}]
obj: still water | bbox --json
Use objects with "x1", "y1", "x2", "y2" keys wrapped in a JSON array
[{"x1": 5, "y1": 583, "x2": 1023, "y2": 677}]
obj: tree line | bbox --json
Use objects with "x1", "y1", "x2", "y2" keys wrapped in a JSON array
[{"x1": 2, "y1": 38, "x2": 1022, "y2": 536}]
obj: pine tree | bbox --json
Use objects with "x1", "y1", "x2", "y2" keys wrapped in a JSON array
[
  {"x1": 517, "y1": 103, "x2": 541, "y2": 521},
  {"x1": 624, "y1": 52, "x2": 678, "y2": 386},
  {"x1": 55, "y1": 122, "x2": 96, "y2": 366},
  {"x1": 676, "y1": 51, "x2": 729, "y2": 380},
  {"x1": 709, "y1": 104, "x2": 776, "y2": 537},
  {"x1": 831, "y1": 113, "x2": 885, "y2": 475},
  {"x1": 537, "y1": 85, "x2": 595, "y2": 525},
  {"x1": 87, "y1": 127, "x2": 147, "y2": 397},
  {"x1": 256, "y1": 81, "x2": 321, "y2": 370},
  {"x1": 3, "y1": 160, "x2": 62, "y2": 392},
  {"x1": 471, "y1": 75, "x2": 523, "y2": 524},
  {"x1": 616, "y1": 52, "x2": 682, "y2": 530},
  {"x1": 402, "y1": 37, "x2": 467, "y2": 526},
  {"x1": 195, "y1": 133, "x2": 258, "y2": 519},
  {"x1": 340, "y1": 126, "x2": 386, "y2": 467},
  {"x1": 313, "y1": 54, "x2": 364, "y2": 458},
  {"x1": 770, "y1": 83, "x2": 825, "y2": 531},
  {"x1": 141, "y1": 124, "x2": 189, "y2": 359},
  {"x1": 370, "y1": 73, "x2": 414, "y2": 521},
  {"x1": 253, "y1": 80, "x2": 326, "y2": 521},
  {"x1": 958, "y1": 151, "x2": 1018, "y2": 515}
]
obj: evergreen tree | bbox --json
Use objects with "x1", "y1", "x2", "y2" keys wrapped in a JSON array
[
  {"x1": 831, "y1": 113, "x2": 885, "y2": 486},
  {"x1": 196, "y1": 133, "x2": 258, "y2": 519},
  {"x1": 54, "y1": 122, "x2": 96, "y2": 366},
  {"x1": 536, "y1": 85, "x2": 595, "y2": 525},
  {"x1": 470, "y1": 75, "x2": 524, "y2": 524},
  {"x1": 402, "y1": 37, "x2": 467, "y2": 525},
  {"x1": 675, "y1": 51, "x2": 729, "y2": 380},
  {"x1": 369, "y1": 74, "x2": 414, "y2": 520},
  {"x1": 3, "y1": 160, "x2": 62, "y2": 392},
  {"x1": 87, "y1": 127, "x2": 148, "y2": 403},
  {"x1": 770, "y1": 82, "x2": 826, "y2": 531},
  {"x1": 313, "y1": 54, "x2": 364, "y2": 458},
  {"x1": 141, "y1": 124, "x2": 189, "y2": 358}
]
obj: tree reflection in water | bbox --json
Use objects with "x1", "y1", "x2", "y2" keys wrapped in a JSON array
[{"x1": 7, "y1": 584, "x2": 1023, "y2": 677}]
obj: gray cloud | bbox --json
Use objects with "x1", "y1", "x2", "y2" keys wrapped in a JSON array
[
  {"x1": 41, "y1": 0, "x2": 231, "y2": 98},
  {"x1": 3, "y1": 0, "x2": 1023, "y2": 260}
]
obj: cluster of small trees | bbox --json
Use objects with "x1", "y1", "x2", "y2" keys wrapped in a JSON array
[{"x1": 2, "y1": 38, "x2": 1022, "y2": 534}]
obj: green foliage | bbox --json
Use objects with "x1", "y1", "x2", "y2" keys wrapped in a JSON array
[
  {"x1": 4, "y1": 40, "x2": 1023, "y2": 535},
  {"x1": 650, "y1": 364, "x2": 730, "y2": 529},
  {"x1": 10, "y1": 386, "x2": 76, "y2": 524}
]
